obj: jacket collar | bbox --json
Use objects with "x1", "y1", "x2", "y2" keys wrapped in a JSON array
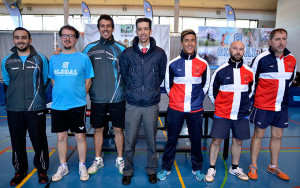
[
  {"x1": 268, "y1": 46, "x2": 291, "y2": 57},
  {"x1": 228, "y1": 58, "x2": 243, "y2": 68},
  {"x1": 133, "y1": 36, "x2": 156, "y2": 55},
  {"x1": 99, "y1": 35, "x2": 115, "y2": 45},
  {"x1": 10, "y1": 45, "x2": 37, "y2": 57},
  {"x1": 180, "y1": 50, "x2": 196, "y2": 60}
]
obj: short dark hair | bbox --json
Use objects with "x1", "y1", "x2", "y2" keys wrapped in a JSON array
[
  {"x1": 136, "y1": 18, "x2": 152, "y2": 30},
  {"x1": 270, "y1": 28, "x2": 288, "y2": 40},
  {"x1": 97, "y1": 14, "x2": 114, "y2": 29},
  {"x1": 13, "y1": 27, "x2": 31, "y2": 39},
  {"x1": 181, "y1": 29, "x2": 196, "y2": 42},
  {"x1": 59, "y1": 25, "x2": 80, "y2": 39}
]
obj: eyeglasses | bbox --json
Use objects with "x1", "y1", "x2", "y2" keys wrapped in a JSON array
[{"x1": 61, "y1": 34, "x2": 76, "y2": 39}]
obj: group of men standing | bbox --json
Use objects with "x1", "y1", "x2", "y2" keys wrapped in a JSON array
[{"x1": 1, "y1": 14, "x2": 297, "y2": 186}]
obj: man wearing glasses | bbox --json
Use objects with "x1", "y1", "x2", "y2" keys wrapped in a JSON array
[
  {"x1": 1, "y1": 27, "x2": 50, "y2": 185},
  {"x1": 49, "y1": 25, "x2": 94, "y2": 182}
]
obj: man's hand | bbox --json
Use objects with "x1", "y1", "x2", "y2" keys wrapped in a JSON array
[{"x1": 53, "y1": 48, "x2": 62, "y2": 55}]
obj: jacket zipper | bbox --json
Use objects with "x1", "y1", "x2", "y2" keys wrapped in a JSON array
[
  {"x1": 23, "y1": 61, "x2": 26, "y2": 110},
  {"x1": 105, "y1": 44, "x2": 109, "y2": 102},
  {"x1": 141, "y1": 57, "x2": 144, "y2": 106}
]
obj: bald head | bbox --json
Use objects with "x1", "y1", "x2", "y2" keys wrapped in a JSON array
[
  {"x1": 229, "y1": 41, "x2": 245, "y2": 62},
  {"x1": 230, "y1": 41, "x2": 245, "y2": 49}
]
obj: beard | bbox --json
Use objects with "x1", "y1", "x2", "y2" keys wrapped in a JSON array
[
  {"x1": 63, "y1": 45, "x2": 72, "y2": 50},
  {"x1": 230, "y1": 54, "x2": 243, "y2": 62},
  {"x1": 16, "y1": 43, "x2": 30, "y2": 52}
]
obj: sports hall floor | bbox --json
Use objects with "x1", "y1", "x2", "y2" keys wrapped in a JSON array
[{"x1": 0, "y1": 105, "x2": 299, "y2": 188}]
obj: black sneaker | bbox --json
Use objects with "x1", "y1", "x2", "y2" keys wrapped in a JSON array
[
  {"x1": 122, "y1": 175, "x2": 132, "y2": 185},
  {"x1": 10, "y1": 173, "x2": 27, "y2": 186},
  {"x1": 38, "y1": 173, "x2": 49, "y2": 184}
]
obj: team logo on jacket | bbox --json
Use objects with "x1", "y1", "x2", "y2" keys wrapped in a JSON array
[
  {"x1": 196, "y1": 66, "x2": 200, "y2": 74},
  {"x1": 287, "y1": 62, "x2": 292, "y2": 70},
  {"x1": 244, "y1": 75, "x2": 250, "y2": 83}
]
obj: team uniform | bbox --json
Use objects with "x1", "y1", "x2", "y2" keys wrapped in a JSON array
[
  {"x1": 208, "y1": 59, "x2": 254, "y2": 140},
  {"x1": 250, "y1": 47, "x2": 297, "y2": 128},
  {"x1": 162, "y1": 50, "x2": 210, "y2": 173},
  {"x1": 83, "y1": 36, "x2": 126, "y2": 129},
  {"x1": 48, "y1": 52, "x2": 94, "y2": 133},
  {"x1": 1, "y1": 45, "x2": 49, "y2": 175}
]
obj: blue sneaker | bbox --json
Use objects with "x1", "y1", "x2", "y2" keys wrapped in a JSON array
[
  {"x1": 192, "y1": 170, "x2": 205, "y2": 182},
  {"x1": 157, "y1": 170, "x2": 171, "y2": 181}
]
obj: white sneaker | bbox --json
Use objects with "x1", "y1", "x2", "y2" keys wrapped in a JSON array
[
  {"x1": 229, "y1": 166, "x2": 249, "y2": 181},
  {"x1": 88, "y1": 158, "x2": 104, "y2": 174},
  {"x1": 52, "y1": 165, "x2": 69, "y2": 182},
  {"x1": 205, "y1": 168, "x2": 216, "y2": 182},
  {"x1": 115, "y1": 158, "x2": 124, "y2": 174},
  {"x1": 79, "y1": 165, "x2": 89, "y2": 181}
]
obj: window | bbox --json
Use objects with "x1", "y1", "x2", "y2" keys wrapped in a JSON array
[
  {"x1": 0, "y1": 14, "x2": 15, "y2": 30},
  {"x1": 236, "y1": 20, "x2": 250, "y2": 28},
  {"x1": 113, "y1": 16, "x2": 136, "y2": 25},
  {"x1": 182, "y1": 17, "x2": 205, "y2": 32},
  {"x1": 43, "y1": 15, "x2": 64, "y2": 31},
  {"x1": 250, "y1": 20, "x2": 258, "y2": 28},
  {"x1": 160, "y1": 16, "x2": 174, "y2": 32},
  {"x1": 23, "y1": 15, "x2": 43, "y2": 30},
  {"x1": 206, "y1": 18, "x2": 227, "y2": 27}
]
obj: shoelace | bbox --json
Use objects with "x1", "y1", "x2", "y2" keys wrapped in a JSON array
[
  {"x1": 208, "y1": 169, "x2": 215, "y2": 176},
  {"x1": 248, "y1": 166, "x2": 257, "y2": 173},
  {"x1": 271, "y1": 167, "x2": 282, "y2": 175}
]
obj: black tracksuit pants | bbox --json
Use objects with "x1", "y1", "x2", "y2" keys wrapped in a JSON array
[
  {"x1": 7, "y1": 110, "x2": 49, "y2": 174},
  {"x1": 161, "y1": 107, "x2": 204, "y2": 171}
]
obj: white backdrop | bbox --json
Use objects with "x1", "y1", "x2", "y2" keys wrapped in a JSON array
[{"x1": 84, "y1": 24, "x2": 170, "y2": 62}]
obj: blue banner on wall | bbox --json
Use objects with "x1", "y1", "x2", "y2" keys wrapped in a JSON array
[
  {"x1": 224, "y1": 4, "x2": 236, "y2": 22},
  {"x1": 81, "y1": 1, "x2": 91, "y2": 23},
  {"x1": 143, "y1": 0, "x2": 153, "y2": 20},
  {"x1": 3, "y1": 1, "x2": 23, "y2": 27}
]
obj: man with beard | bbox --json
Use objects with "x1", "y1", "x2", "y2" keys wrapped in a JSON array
[
  {"x1": 157, "y1": 29, "x2": 210, "y2": 182},
  {"x1": 206, "y1": 41, "x2": 254, "y2": 182},
  {"x1": 248, "y1": 28, "x2": 297, "y2": 181},
  {"x1": 82, "y1": 15, "x2": 126, "y2": 175},
  {"x1": 1, "y1": 27, "x2": 50, "y2": 185},
  {"x1": 120, "y1": 18, "x2": 167, "y2": 185},
  {"x1": 49, "y1": 25, "x2": 94, "y2": 182}
]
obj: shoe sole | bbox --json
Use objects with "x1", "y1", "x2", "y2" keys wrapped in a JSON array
[
  {"x1": 267, "y1": 169, "x2": 289, "y2": 181},
  {"x1": 80, "y1": 177, "x2": 89, "y2": 181},
  {"x1": 115, "y1": 164, "x2": 124, "y2": 174},
  {"x1": 229, "y1": 171, "x2": 249, "y2": 181},
  {"x1": 205, "y1": 177, "x2": 215, "y2": 182},
  {"x1": 248, "y1": 173, "x2": 258, "y2": 180},
  {"x1": 52, "y1": 172, "x2": 69, "y2": 182}
]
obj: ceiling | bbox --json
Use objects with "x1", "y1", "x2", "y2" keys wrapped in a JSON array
[{"x1": 1, "y1": 0, "x2": 278, "y2": 11}]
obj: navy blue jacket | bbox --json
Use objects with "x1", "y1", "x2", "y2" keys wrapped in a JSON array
[{"x1": 119, "y1": 36, "x2": 167, "y2": 107}]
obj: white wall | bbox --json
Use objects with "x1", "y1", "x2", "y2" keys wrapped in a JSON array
[
  {"x1": 276, "y1": 0, "x2": 300, "y2": 71},
  {"x1": 0, "y1": 4, "x2": 276, "y2": 21}
]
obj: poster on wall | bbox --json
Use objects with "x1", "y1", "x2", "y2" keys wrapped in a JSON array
[
  {"x1": 197, "y1": 27, "x2": 273, "y2": 69},
  {"x1": 84, "y1": 23, "x2": 170, "y2": 62}
]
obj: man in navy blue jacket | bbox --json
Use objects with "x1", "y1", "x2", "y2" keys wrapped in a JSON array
[{"x1": 120, "y1": 18, "x2": 167, "y2": 185}]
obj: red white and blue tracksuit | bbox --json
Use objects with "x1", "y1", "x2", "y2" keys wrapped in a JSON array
[
  {"x1": 162, "y1": 50, "x2": 210, "y2": 171},
  {"x1": 209, "y1": 59, "x2": 254, "y2": 120},
  {"x1": 251, "y1": 47, "x2": 297, "y2": 112}
]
